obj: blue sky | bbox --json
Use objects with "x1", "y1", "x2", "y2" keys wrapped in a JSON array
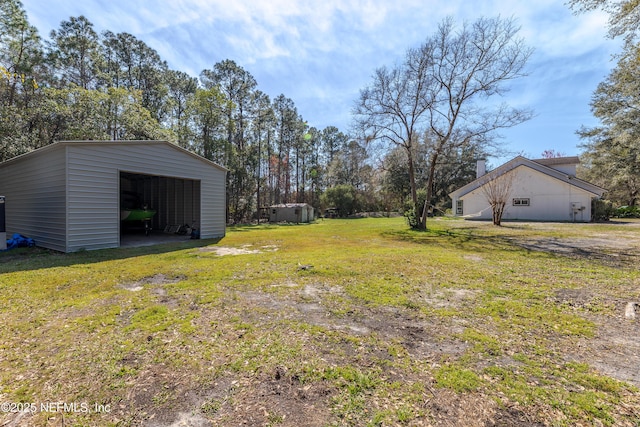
[{"x1": 23, "y1": 0, "x2": 621, "y2": 165}]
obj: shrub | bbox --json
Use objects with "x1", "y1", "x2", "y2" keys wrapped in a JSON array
[
  {"x1": 321, "y1": 184, "x2": 357, "y2": 217},
  {"x1": 613, "y1": 205, "x2": 640, "y2": 218},
  {"x1": 591, "y1": 199, "x2": 615, "y2": 221},
  {"x1": 404, "y1": 207, "x2": 421, "y2": 229}
]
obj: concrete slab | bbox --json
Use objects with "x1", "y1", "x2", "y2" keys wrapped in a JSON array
[{"x1": 120, "y1": 232, "x2": 194, "y2": 248}]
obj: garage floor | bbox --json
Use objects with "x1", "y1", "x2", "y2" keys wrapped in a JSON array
[{"x1": 120, "y1": 231, "x2": 194, "y2": 248}]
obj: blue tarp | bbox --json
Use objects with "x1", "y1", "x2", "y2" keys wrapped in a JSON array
[{"x1": 5, "y1": 233, "x2": 35, "y2": 250}]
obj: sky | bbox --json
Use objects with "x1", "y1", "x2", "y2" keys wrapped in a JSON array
[{"x1": 22, "y1": 0, "x2": 622, "y2": 166}]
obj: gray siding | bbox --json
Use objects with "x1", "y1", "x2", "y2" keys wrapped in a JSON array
[
  {"x1": 0, "y1": 147, "x2": 67, "y2": 251},
  {"x1": 0, "y1": 141, "x2": 226, "y2": 252},
  {"x1": 66, "y1": 142, "x2": 225, "y2": 251},
  {"x1": 66, "y1": 147, "x2": 120, "y2": 251}
]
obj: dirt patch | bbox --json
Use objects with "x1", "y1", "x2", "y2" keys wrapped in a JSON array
[
  {"x1": 576, "y1": 318, "x2": 640, "y2": 387},
  {"x1": 119, "y1": 274, "x2": 186, "y2": 291},
  {"x1": 236, "y1": 285, "x2": 469, "y2": 361},
  {"x1": 202, "y1": 370, "x2": 333, "y2": 427},
  {"x1": 553, "y1": 288, "x2": 640, "y2": 387},
  {"x1": 426, "y1": 389, "x2": 546, "y2": 427},
  {"x1": 237, "y1": 287, "x2": 372, "y2": 336},
  {"x1": 165, "y1": 412, "x2": 211, "y2": 427},
  {"x1": 199, "y1": 245, "x2": 278, "y2": 256},
  {"x1": 118, "y1": 274, "x2": 185, "y2": 308},
  {"x1": 503, "y1": 228, "x2": 640, "y2": 268},
  {"x1": 420, "y1": 287, "x2": 481, "y2": 309}
]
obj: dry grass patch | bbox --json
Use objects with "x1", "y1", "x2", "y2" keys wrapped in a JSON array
[{"x1": 1, "y1": 217, "x2": 639, "y2": 426}]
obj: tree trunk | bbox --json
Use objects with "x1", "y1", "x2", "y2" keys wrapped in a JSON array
[
  {"x1": 256, "y1": 130, "x2": 261, "y2": 223},
  {"x1": 420, "y1": 153, "x2": 439, "y2": 230},
  {"x1": 493, "y1": 202, "x2": 505, "y2": 226},
  {"x1": 406, "y1": 146, "x2": 419, "y2": 214}
]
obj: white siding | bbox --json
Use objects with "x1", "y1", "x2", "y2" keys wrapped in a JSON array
[
  {"x1": 66, "y1": 143, "x2": 226, "y2": 251},
  {"x1": 0, "y1": 147, "x2": 67, "y2": 251},
  {"x1": 459, "y1": 166, "x2": 594, "y2": 222},
  {"x1": 269, "y1": 204, "x2": 314, "y2": 223}
]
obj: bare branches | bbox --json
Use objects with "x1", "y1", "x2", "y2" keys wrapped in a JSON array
[
  {"x1": 481, "y1": 169, "x2": 515, "y2": 226},
  {"x1": 353, "y1": 16, "x2": 533, "y2": 229}
]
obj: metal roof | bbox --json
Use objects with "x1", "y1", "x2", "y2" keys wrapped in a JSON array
[{"x1": 0, "y1": 140, "x2": 228, "y2": 172}]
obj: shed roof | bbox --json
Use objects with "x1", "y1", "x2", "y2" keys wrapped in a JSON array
[
  {"x1": 270, "y1": 203, "x2": 313, "y2": 208},
  {"x1": 0, "y1": 140, "x2": 228, "y2": 172}
]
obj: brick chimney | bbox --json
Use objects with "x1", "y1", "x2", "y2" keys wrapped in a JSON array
[{"x1": 476, "y1": 159, "x2": 486, "y2": 179}]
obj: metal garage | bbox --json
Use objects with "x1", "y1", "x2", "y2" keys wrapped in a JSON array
[{"x1": 0, "y1": 140, "x2": 227, "y2": 252}]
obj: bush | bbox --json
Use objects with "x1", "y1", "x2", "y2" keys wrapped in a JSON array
[
  {"x1": 591, "y1": 199, "x2": 615, "y2": 221},
  {"x1": 321, "y1": 185, "x2": 357, "y2": 217},
  {"x1": 404, "y1": 207, "x2": 421, "y2": 229},
  {"x1": 614, "y1": 205, "x2": 640, "y2": 218},
  {"x1": 403, "y1": 189, "x2": 428, "y2": 229}
]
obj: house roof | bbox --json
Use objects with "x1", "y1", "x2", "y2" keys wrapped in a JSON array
[
  {"x1": 532, "y1": 156, "x2": 580, "y2": 167},
  {"x1": 449, "y1": 156, "x2": 606, "y2": 200},
  {"x1": 0, "y1": 140, "x2": 228, "y2": 172}
]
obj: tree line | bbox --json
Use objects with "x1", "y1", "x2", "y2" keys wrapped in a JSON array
[
  {"x1": 0, "y1": 1, "x2": 380, "y2": 222},
  {"x1": 3, "y1": 0, "x2": 517, "y2": 224},
  {"x1": 570, "y1": 0, "x2": 640, "y2": 208},
  {"x1": 5, "y1": 0, "x2": 633, "y2": 227}
]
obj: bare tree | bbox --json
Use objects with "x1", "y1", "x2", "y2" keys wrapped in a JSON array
[
  {"x1": 353, "y1": 50, "x2": 433, "y2": 218},
  {"x1": 354, "y1": 16, "x2": 533, "y2": 230},
  {"x1": 481, "y1": 170, "x2": 515, "y2": 226},
  {"x1": 417, "y1": 17, "x2": 533, "y2": 229},
  {"x1": 540, "y1": 149, "x2": 567, "y2": 158}
]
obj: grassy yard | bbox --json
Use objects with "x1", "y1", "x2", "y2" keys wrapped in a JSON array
[{"x1": 1, "y1": 217, "x2": 639, "y2": 426}]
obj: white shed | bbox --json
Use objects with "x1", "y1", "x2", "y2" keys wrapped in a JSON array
[
  {"x1": 449, "y1": 156, "x2": 606, "y2": 222},
  {"x1": 0, "y1": 140, "x2": 227, "y2": 252},
  {"x1": 269, "y1": 203, "x2": 315, "y2": 223}
]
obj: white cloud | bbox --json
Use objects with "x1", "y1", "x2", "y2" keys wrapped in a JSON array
[{"x1": 21, "y1": 0, "x2": 624, "y2": 158}]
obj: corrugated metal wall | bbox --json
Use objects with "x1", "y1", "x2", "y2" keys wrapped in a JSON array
[
  {"x1": 0, "y1": 147, "x2": 67, "y2": 251},
  {"x1": 66, "y1": 142, "x2": 226, "y2": 251},
  {"x1": 0, "y1": 142, "x2": 226, "y2": 252},
  {"x1": 66, "y1": 145, "x2": 120, "y2": 251}
]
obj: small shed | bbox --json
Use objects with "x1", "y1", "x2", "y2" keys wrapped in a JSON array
[
  {"x1": 269, "y1": 203, "x2": 315, "y2": 223},
  {"x1": 0, "y1": 140, "x2": 227, "y2": 252}
]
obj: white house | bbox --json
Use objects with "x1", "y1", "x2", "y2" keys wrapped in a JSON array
[{"x1": 449, "y1": 156, "x2": 606, "y2": 222}]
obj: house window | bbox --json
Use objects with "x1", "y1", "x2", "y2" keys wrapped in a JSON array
[
  {"x1": 456, "y1": 200, "x2": 463, "y2": 215},
  {"x1": 512, "y1": 198, "x2": 530, "y2": 206}
]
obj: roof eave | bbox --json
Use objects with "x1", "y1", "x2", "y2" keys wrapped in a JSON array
[{"x1": 449, "y1": 156, "x2": 607, "y2": 199}]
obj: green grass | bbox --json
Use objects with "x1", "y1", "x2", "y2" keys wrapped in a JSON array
[
  {"x1": 434, "y1": 363, "x2": 483, "y2": 392},
  {"x1": 1, "y1": 217, "x2": 639, "y2": 426}
]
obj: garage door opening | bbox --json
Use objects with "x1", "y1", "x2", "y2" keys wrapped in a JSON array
[{"x1": 120, "y1": 171, "x2": 201, "y2": 246}]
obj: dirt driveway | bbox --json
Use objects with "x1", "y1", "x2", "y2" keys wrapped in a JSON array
[{"x1": 447, "y1": 220, "x2": 640, "y2": 389}]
